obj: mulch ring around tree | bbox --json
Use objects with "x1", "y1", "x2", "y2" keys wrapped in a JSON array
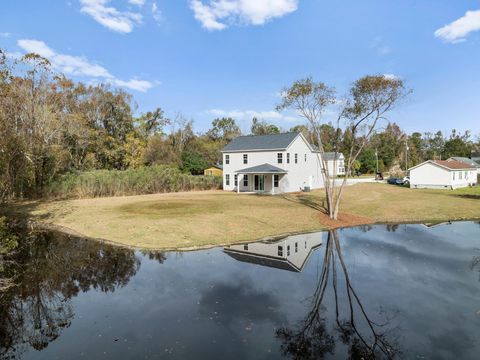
[{"x1": 319, "y1": 212, "x2": 374, "y2": 229}]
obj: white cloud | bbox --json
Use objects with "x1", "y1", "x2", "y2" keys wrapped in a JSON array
[
  {"x1": 434, "y1": 10, "x2": 480, "y2": 43},
  {"x1": 152, "y1": 2, "x2": 163, "y2": 23},
  {"x1": 128, "y1": 0, "x2": 145, "y2": 6},
  {"x1": 189, "y1": 0, "x2": 298, "y2": 30},
  {"x1": 207, "y1": 108, "x2": 298, "y2": 122},
  {"x1": 17, "y1": 39, "x2": 56, "y2": 58},
  {"x1": 80, "y1": 0, "x2": 142, "y2": 33},
  {"x1": 383, "y1": 73, "x2": 400, "y2": 80},
  {"x1": 0, "y1": 32, "x2": 11, "y2": 38},
  {"x1": 17, "y1": 39, "x2": 153, "y2": 92},
  {"x1": 113, "y1": 78, "x2": 153, "y2": 92}
]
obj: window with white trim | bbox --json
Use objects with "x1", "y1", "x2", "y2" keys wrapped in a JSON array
[
  {"x1": 234, "y1": 174, "x2": 238, "y2": 186},
  {"x1": 243, "y1": 175, "x2": 248, "y2": 187},
  {"x1": 225, "y1": 154, "x2": 230, "y2": 164},
  {"x1": 274, "y1": 175, "x2": 279, "y2": 187},
  {"x1": 295, "y1": 153, "x2": 298, "y2": 164},
  {"x1": 459, "y1": 171, "x2": 462, "y2": 180},
  {"x1": 304, "y1": 154, "x2": 307, "y2": 162},
  {"x1": 277, "y1": 153, "x2": 283, "y2": 164},
  {"x1": 243, "y1": 154, "x2": 248, "y2": 164},
  {"x1": 287, "y1": 245, "x2": 290, "y2": 256},
  {"x1": 278, "y1": 246, "x2": 283, "y2": 256},
  {"x1": 225, "y1": 174, "x2": 230, "y2": 185},
  {"x1": 287, "y1": 153, "x2": 290, "y2": 164}
]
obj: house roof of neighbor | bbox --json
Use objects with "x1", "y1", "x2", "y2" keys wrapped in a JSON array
[
  {"x1": 222, "y1": 132, "x2": 300, "y2": 152},
  {"x1": 323, "y1": 152, "x2": 344, "y2": 161},
  {"x1": 235, "y1": 163, "x2": 288, "y2": 174},
  {"x1": 469, "y1": 152, "x2": 480, "y2": 163},
  {"x1": 449, "y1": 157, "x2": 480, "y2": 168},
  {"x1": 439, "y1": 159, "x2": 477, "y2": 169},
  {"x1": 207, "y1": 164, "x2": 223, "y2": 170},
  {"x1": 409, "y1": 159, "x2": 477, "y2": 171}
]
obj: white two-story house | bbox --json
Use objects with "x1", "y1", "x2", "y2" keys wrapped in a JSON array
[
  {"x1": 221, "y1": 132, "x2": 327, "y2": 194},
  {"x1": 324, "y1": 152, "x2": 346, "y2": 176}
]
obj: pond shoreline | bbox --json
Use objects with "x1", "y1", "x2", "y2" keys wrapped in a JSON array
[
  {"x1": 5, "y1": 183, "x2": 480, "y2": 251},
  {"x1": 30, "y1": 215, "x2": 480, "y2": 252}
]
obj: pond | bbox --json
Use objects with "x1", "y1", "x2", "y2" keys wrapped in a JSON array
[{"x1": 1, "y1": 222, "x2": 480, "y2": 359}]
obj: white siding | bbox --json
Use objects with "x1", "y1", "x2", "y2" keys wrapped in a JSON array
[
  {"x1": 410, "y1": 162, "x2": 476, "y2": 189},
  {"x1": 222, "y1": 134, "x2": 325, "y2": 193},
  {"x1": 326, "y1": 155, "x2": 345, "y2": 176}
]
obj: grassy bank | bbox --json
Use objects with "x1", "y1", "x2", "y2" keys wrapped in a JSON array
[
  {"x1": 9, "y1": 183, "x2": 480, "y2": 250},
  {"x1": 43, "y1": 165, "x2": 222, "y2": 199}
]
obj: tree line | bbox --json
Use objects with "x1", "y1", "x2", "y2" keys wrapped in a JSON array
[
  {"x1": 291, "y1": 122, "x2": 479, "y2": 174},
  {"x1": 1, "y1": 49, "x2": 478, "y2": 202}
]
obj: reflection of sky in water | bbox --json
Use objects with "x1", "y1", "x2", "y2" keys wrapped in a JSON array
[{"x1": 11, "y1": 222, "x2": 480, "y2": 360}]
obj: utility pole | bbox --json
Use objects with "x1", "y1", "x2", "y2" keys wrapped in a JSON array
[{"x1": 405, "y1": 139, "x2": 409, "y2": 173}]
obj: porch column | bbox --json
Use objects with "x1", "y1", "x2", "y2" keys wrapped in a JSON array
[{"x1": 272, "y1": 174, "x2": 274, "y2": 194}]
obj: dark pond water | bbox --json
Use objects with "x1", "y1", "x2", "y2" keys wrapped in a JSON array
[{"x1": 1, "y1": 222, "x2": 480, "y2": 359}]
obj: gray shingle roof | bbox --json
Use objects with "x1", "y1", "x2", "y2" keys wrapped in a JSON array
[
  {"x1": 235, "y1": 163, "x2": 288, "y2": 174},
  {"x1": 222, "y1": 132, "x2": 299, "y2": 152}
]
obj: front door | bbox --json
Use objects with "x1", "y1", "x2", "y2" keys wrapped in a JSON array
[{"x1": 254, "y1": 175, "x2": 265, "y2": 191}]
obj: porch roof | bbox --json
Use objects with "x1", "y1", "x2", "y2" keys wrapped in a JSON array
[{"x1": 235, "y1": 163, "x2": 288, "y2": 174}]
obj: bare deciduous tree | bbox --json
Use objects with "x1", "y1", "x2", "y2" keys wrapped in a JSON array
[{"x1": 277, "y1": 76, "x2": 409, "y2": 220}]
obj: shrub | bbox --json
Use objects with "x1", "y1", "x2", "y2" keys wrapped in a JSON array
[{"x1": 43, "y1": 165, "x2": 222, "y2": 199}]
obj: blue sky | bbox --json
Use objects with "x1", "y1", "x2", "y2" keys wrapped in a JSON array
[{"x1": 1, "y1": 0, "x2": 479, "y2": 136}]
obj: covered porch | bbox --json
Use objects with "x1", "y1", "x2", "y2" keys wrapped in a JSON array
[{"x1": 235, "y1": 163, "x2": 287, "y2": 194}]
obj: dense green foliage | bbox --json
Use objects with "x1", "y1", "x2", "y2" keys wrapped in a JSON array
[
  {"x1": 43, "y1": 166, "x2": 222, "y2": 199},
  {"x1": 290, "y1": 122, "x2": 480, "y2": 173}
]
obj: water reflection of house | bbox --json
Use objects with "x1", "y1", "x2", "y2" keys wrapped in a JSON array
[
  {"x1": 223, "y1": 233, "x2": 322, "y2": 272},
  {"x1": 422, "y1": 221, "x2": 452, "y2": 228}
]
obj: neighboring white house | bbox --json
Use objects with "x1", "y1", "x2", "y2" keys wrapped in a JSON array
[
  {"x1": 324, "y1": 152, "x2": 346, "y2": 176},
  {"x1": 223, "y1": 232, "x2": 323, "y2": 272},
  {"x1": 409, "y1": 159, "x2": 477, "y2": 189},
  {"x1": 221, "y1": 132, "x2": 327, "y2": 194}
]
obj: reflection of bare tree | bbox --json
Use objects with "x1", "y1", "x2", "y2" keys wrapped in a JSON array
[
  {"x1": 0, "y1": 230, "x2": 140, "y2": 359},
  {"x1": 277, "y1": 230, "x2": 399, "y2": 359},
  {"x1": 471, "y1": 255, "x2": 480, "y2": 281}
]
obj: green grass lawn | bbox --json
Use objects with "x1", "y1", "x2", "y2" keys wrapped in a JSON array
[{"x1": 8, "y1": 184, "x2": 480, "y2": 250}]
